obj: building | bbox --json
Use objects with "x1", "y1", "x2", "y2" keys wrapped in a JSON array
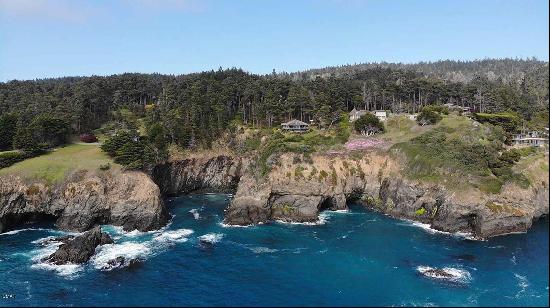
[
  {"x1": 408, "y1": 114, "x2": 418, "y2": 121},
  {"x1": 512, "y1": 130, "x2": 549, "y2": 148},
  {"x1": 373, "y1": 110, "x2": 388, "y2": 122},
  {"x1": 349, "y1": 108, "x2": 368, "y2": 122},
  {"x1": 281, "y1": 119, "x2": 309, "y2": 133}
]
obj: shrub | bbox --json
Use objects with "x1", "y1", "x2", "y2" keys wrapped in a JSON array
[
  {"x1": 99, "y1": 163, "x2": 111, "y2": 171},
  {"x1": 79, "y1": 133, "x2": 98, "y2": 143},
  {"x1": 500, "y1": 149, "x2": 521, "y2": 165},
  {"x1": 473, "y1": 112, "x2": 521, "y2": 133},
  {"x1": 417, "y1": 106, "x2": 443, "y2": 126},
  {"x1": 101, "y1": 130, "x2": 139, "y2": 156},
  {"x1": 414, "y1": 208, "x2": 426, "y2": 215},
  {"x1": 354, "y1": 113, "x2": 385, "y2": 135},
  {"x1": 0, "y1": 151, "x2": 29, "y2": 169}
]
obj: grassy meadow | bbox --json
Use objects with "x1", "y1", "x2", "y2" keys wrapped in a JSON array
[{"x1": 0, "y1": 143, "x2": 117, "y2": 184}]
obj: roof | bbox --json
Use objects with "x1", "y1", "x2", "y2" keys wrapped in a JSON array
[
  {"x1": 281, "y1": 119, "x2": 309, "y2": 126},
  {"x1": 349, "y1": 108, "x2": 367, "y2": 116}
]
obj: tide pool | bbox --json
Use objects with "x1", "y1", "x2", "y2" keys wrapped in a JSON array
[{"x1": 1, "y1": 194, "x2": 548, "y2": 306}]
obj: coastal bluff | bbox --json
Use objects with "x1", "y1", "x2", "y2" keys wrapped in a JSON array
[
  {"x1": 0, "y1": 170, "x2": 169, "y2": 233},
  {"x1": 220, "y1": 153, "x2": 549, "y2": 239},
  {"x1": 1, "y1": 152, "x2": 548, "y2": 240}
]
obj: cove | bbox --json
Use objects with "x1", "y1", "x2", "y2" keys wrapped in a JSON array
[{"x1": 0, "y1": 194, "x2": 548, "y2": 306}]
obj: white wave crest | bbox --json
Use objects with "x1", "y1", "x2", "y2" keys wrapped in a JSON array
[
  {"x1": 91, "y1": 228, "x2": 193, "y2": 271},
  {"x1": 189, "y1": 209, "x2": 200, "y2": 220},
  {"x1": 416, "y1": 265, "x2": 471, "y2": 283},
  {"x1": 91, "y1": 242, "x2": 151, "y2": 271},
  {"x1": 1, "y1": 228, "x2": 50, "y2": 236},
  {"x1": 198, "y1": 233, "x2": 224, "y2": 244},
  {"x1": 29, "y1": 238, "x2": 82, "y2": 277},
  {"x1": 153, "y1": 229, "x2": 194, "y2": 243},
  {"x1": 405, "y1": 220, "x2": 478, "y2": 240},
  {"x1": 219, "y1": 222, "x2": 253, "y2": 228}
]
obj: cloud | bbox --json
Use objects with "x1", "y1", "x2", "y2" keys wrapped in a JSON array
[{"x1": 0, "y1": 0, "x2": 92, "y2": 23}]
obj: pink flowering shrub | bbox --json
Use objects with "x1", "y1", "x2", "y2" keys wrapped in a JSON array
[{"x1": 344, "y1": 138, "x2": 386, "y2": 150}]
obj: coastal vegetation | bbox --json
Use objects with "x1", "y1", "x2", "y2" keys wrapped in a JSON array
[{"x1": 0, "y1": 59, "x2": 547, "y2": 185}]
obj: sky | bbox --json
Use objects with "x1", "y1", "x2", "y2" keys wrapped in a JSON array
[{"x1": 0, "y1": 0, "x2": 548, "y2": 81}]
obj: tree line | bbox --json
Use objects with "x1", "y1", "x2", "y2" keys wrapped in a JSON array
[{"x1": 0, "y1": 59, "x2": 547, "y2": 152}]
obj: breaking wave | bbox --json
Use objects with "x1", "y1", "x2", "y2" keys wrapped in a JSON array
[
  {"x1": 416, "y1": 265, "x2": 472, "y2": 283},
  {"x1": 189, "y1": 209, "x2": 200, "y2": 220},
  {"x1": 29, "y1": 237, "x2": 83, "y2": 278},
  {"x1": 198, "y1": 233, "x2": 224, "y2": 244}
]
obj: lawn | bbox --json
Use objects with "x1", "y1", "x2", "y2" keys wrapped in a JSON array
[{"x1": 0, "y1": 143, "x2": 117, "y2": 184}]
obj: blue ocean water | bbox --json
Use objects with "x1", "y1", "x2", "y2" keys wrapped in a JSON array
[{"x1": 1, "y1": 194, "x2": 548, "y2": 307}]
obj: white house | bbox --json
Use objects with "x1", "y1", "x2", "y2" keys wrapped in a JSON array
[
  {"x1": 512, "y1": 130, "x2": 549, "y2": 148},
  {"x1": 373, "y1": 110, "x2": 387, "y2": 122},
  {"x1": 349, "y1": 108, "x2": 368, "y2": 122}
]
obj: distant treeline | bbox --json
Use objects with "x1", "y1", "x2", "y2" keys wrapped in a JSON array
[{"x1": 0, "y1": 58, "x2": 548, "y2": 150}]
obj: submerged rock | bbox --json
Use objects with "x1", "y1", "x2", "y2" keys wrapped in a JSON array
[
  {"x1": 43, "y1": 226, "x2": 113, "y2": 265},
  {"x1": 416, "y1": 266, "x2": 471, "y2": 283},
  {"x1": 102, "y1": 256, "x2": 143, "y2": 271}
]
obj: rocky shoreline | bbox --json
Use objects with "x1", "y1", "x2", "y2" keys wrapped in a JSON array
[{"x1": 1, "y1": 153, "x2": 548, "y2": 240}]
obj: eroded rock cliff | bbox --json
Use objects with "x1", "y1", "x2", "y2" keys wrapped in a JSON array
[
  {"x1": 152, "y1": 155, "x2": 241, "y2": 196},
  {"x1": 0, "y1": 170, "x2": 169, "y2": 233},
  {"x1": 224, "y1": 153, "x2": 549, "y2": 239}
]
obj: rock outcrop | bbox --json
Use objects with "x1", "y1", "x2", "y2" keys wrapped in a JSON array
[
  {"x1": 152, "y1": 155, "x2": 241, "y2": 196},
  {"x1": 224, "y1": 153, "x2": 549, "y2": 239},
  {"x1": 0, "y1": 170, "x2": 169, "y2": 233},
  {"x1": 43, "y1": 226, "x2": 113, "y2": 265}
]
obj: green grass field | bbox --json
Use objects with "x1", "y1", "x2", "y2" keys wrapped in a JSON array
[{"x1": 0, "y1": 143, "x2": 117, "y2": 184}]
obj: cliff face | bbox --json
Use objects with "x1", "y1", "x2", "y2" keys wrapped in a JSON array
[
  {"x1": 224, "y1": 153, "x2": 549, "y2": 239},
  {"x1": 152, "y1": 155, "x2": 241, "y2": 196},
  {"x1": 0, "y1": 170, "x2": 169, "y2": 233},
  {"x1": 1, "y1": 152, "x2": 547, "y2": 239}
]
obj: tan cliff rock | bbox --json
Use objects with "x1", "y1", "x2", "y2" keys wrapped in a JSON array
[
  {"x1": 224, "y1": 152, "x2": 549, "y2": 239},
  {"x1": 0, "y1": 169, "x2": 169, "y2": 233}
]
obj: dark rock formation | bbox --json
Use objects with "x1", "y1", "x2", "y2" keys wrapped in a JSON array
[
  {"x1": 43, "y1": 226, "x2": 113, "y2": 265},
  {"x1": 152, "y1": 156, "x2": 241, "y2": 196},
  {"x1": 101, "y1": 256, "x2": 143, "y2": 270},
  {"x1": 0, "y1": 170, "x2": 169, "y2": 233}
]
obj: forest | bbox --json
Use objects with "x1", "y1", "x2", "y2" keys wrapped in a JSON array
[{"x1": 0, "y1": 58, "x2": 548, "y2": 153}]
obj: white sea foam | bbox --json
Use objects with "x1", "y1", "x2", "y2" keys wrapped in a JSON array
[
  {"x1": 416, "y1": 265, "x2": 472, "y2": 283},
  {"x1": 91, "y1": 228, "x2": 194, "y2": 271},
  {"x1": 198, "y1": 233, "x2": 224, "y2": 244},
  {"x1": 514, "y1": 273, "x2": 529, "y2": 297},
  {"x1": 29, "y1": 238, "x2": 83, "y2": 278},
  {"x1": 189, "y1": 209, "x2": 200, "y2": 220},
  {"x1": 405, "y1": 220, "x2": 478, "y2": 240},
  {"x1": 250, "y1": 247, "x2": 278, "y2": 254},
  {"x1": 0, "y1": 228, "x2": 49, "y2": 236},
  {"x1": 153, "y1": 229, "x2": 194, "y2": 243},
  {"x1": 91, "y1": 242, "x2": 151, "y2": 271},
  {"x1": 219, "y1": 222, "x2": 253, "y2": 228},
  {"x1": 275, "y1": 212, "x2": 330, "y2": 226}
]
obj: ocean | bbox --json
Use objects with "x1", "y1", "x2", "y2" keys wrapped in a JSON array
[{"x1": 1, "y1": 194, "x2": 548, "y2": 306}]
